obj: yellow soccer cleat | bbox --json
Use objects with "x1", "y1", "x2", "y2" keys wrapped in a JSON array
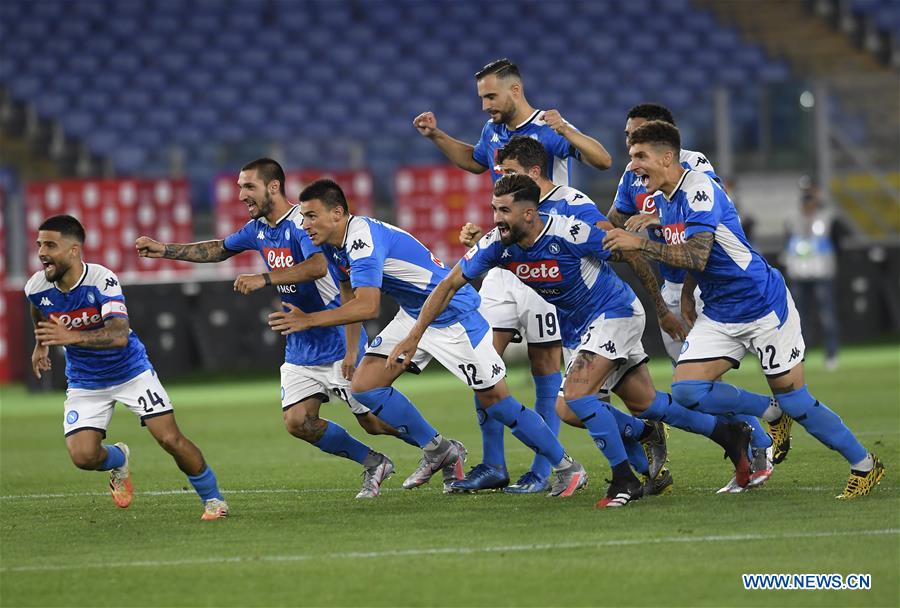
[
  {"x1": 766, "y1": 413, "x2": 793, "y2": 464},
  {"x1": 837, "y1": 455, "x2": 885, "y2": 500},
  {"x1": 108, "y1": 442, "x2": 133, "y2": 509}
]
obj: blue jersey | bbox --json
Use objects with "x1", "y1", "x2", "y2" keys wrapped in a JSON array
[
  {"x1": 25, "y1": 264, "x2": 152, "y2": 389},
  {"x1": 473, "y1": 110, "x2": 580, "y2": 185},
  {"x1": 540, "y1": 184, "x2": 606, "y2": 224},
  {"x1": 656, "y1": 170, "x2": 788, "y2": 324},
  {"x1": 324, "y1": 216, "x2": 481, "y2": 328},
  {"x1": 614, "y1": 149, "x2": 719, "y2": 284},
  {"x1": 460, "y1": 214, "x2": 637, "y2": 348},
  {"x1": 224, "y1": 205, "x2": 365, "y2": 366}
]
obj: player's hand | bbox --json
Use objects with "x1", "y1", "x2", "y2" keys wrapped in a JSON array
[
  {"x1": 234, "y1": 273, "x2": 266, "y2": 295},
  {"x1": 413, "y1": 111, "x2": 438, "y2": 138},
  {"x1": 31, "y1": 345, "x2": 51, "y2": 379},
  {"x1": 541, "y1": 109, "x2": 571, "y2": 136},
  {"x1": 34, "y1": 318, "x2": 80, "y2": 347},
  {"x1": 658, "y1": 311, "x2": 687, "y2": 342},
  {"x1": 459, "y1": 222, "x2": 483, "y2": 247},
  {"x1": 603, "y1": 228, "x2": 643, "y2": 252},
  {"x1": 681, "y1": 293, "x2": 697, "y2": 329},
  {"x1": 624, "y1": 212, "x2": 661, "y2": 233},
  {"x1": 386, "y1": 335, "x2": 421, "y2": 372},
  {"x1": 267, "y1": 303, "x2": 310, "y2": 335},
  {"x1": 341, "y1": 351, "x2": 358, "y2": 380},
  {"x1": 135, "y1": 236, "x2": 166, "y2": 258}
]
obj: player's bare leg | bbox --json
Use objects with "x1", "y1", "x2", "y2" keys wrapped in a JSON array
[
  {"x1": 66, "y1": 429, "x2": 133, "y2": 508},
  {"x1": 144, "y1": 413, "x2": 227, "y2": 519}
]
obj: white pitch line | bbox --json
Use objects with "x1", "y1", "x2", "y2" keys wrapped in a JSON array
[{"x1": 2, "y1": 528, "x2": 896, "y2": 573}]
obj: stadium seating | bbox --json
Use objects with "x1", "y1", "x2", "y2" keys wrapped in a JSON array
[{"x1": 1, "y1": 0, "x2": 797, "y2": 184}]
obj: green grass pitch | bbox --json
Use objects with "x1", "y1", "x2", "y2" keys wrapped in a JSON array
[{"x1": 1, "y1": 344, "x2": 898, "y2": 607}]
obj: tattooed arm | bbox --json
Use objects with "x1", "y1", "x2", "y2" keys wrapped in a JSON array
[
  {"x1": 618, "y1": 251, "x2": 667, "y2": 318},
  {"x1": 604, "y1": 230, "x2": 714, "y2": 272},
  {"x1": 605, "y1": 205, "x2": 633, "y2": 229},
  {"x1": 135, "y1": 236, "x2": 236, "y2": 263},
  {"x1": 35, "y1": 316, "x2": 130, "y2": 349}
]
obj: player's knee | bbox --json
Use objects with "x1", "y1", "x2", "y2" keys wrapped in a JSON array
[
  {"x1": 561, "y1": 383, "x2": 591, "y2": 402},
  {"x1": 69, "y1": 446, "x2": 102, "y2": 470},
  {"x1": 527, "y1": 345, "x2": 561, "y2": 376},
  {"x1": 153, "y1": 430, "x2": 184, "y2": 454},
  {"x1": 671, "y1": 380, "x2": 714, "y2": 408}
]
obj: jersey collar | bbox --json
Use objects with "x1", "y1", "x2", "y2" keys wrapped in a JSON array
[
  {"x1": 267, "y1": 205, "x2": 298, "y2": 228},
  {"x1": 524, "y1": 214, "x2": 553, "y2": 249},
  {"x1": 340, "y1": 215, "x2": 356, "y2": 249},
  {"x1": 539, "y1": 185, "x2": 562, "y2": 204},
  {"x1": 512, "y1": 109, "x2": 541, "y2": 131},
  {"x1": 57, "y1": 262, "x2": 88, "y2": 293},
  {"x1": 662, "y1": 169, "x2": 690, "y2": 201}
]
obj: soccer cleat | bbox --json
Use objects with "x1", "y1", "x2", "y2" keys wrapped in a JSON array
[
  {"x1": 836, "y1": 455, "x2": 885, "y2": 500},
  {"x1": 641, "y1": 466, "x2": 673, "y2": 496},
  {"x1": 767, "y1": 412, "x2": 793, "y2": 464},
  {"x1": 720, "y1": 421, "x2": 753, "y2": 488},
  {"x1": 716, "y1": 476, "x2": 745, "y2": 494},
  {"x1": 548, "y1": 457, "x2": 588, "y2": 497},
  {"x1": 597, "y1": 476, "x2": 644, "y2": 508},
  {"x1": 447, "y1": 463, "x2": 509, "y2": 493},
  {"x1": 748, "y1": 445, "x2": 774, "y2": 488},
  {"x1": 201, "y1": 498, "x2": 229, "y2": 520},
  {"x1": 503, "y1": 471, "x2": 550, "y2": 494},
  {"x1": 402, "y1": 439, "x2": 466, "y2": 490},
  {"x1": 108, "y1": 442, "x2": 133, "y2": 509},
  {"x1": 640, "y1": 421, "x2": 669, "y2": 481},
  {"x1": 356, "y1": 453, "x2": 395, "y2": 499}
]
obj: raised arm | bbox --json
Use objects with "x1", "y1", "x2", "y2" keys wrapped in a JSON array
[
  {"x1": 413, "y1": 111, "x2": 487, "y2": 174},
  {"x1": 542, "y1": 109, "x2": 612, "y2": 170},
  {"x1": 136, "y1": 236, "x2": 236, "y2": 263}
]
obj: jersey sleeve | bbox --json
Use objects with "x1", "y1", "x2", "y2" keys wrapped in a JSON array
[
  {"x1": 562, "y1": 218, "x2": 612, "y2": 262},
  {"x1": 544, "y1": 127, "x2": 578, "y2": 160},
  {"x1": 613, "y1": 171, "x2": 639, "y2": 215},
  {"x1": 95, "y1": 268, "x2": 129, "y2": 320},
  {"x1": 471, "y1": 122, "x2": 492, "y2": 169},
  {"x1": 459, "y1": 229, "x2": 502, "y2": 280},
  {"x1": 345, "y1": 220, "x2": 385, "y2": 289},
  {"x1": 682, "y1": 174, "x2": 721, "y2": 238},
  {"x1": 223, "y1": 220, "x2": 258, "y2": 253}
]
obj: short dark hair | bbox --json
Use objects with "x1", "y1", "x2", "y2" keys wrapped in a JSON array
[
  {"x1": 39, "y1": 214, "x2": 85, "y2": 243},
  {"x1": 475, "y1": 58, "x2": 521, "y2": 81},
  {"x1": 298, "y1": 178, "x2": 349, "y2": 213},
  {"x1": 627, "y1": 120, "x2": 681, "y2": 152},
  {"x1": 493, "y1": 174, "x2": 540, "y2": 207},
  {"x1": 241, "y1": 157, "x2": 286, "y2": 195},
  {"x1": 496, "y1": 136, "x2": 548, "y2": 178},
  {"x1": 627, "y1": 103, "x2": 676, "y2": 126}
]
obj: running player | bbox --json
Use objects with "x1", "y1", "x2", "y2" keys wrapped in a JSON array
[
  {"x1": 268, "y1": 178, "x2": 589, "y2": 497},
  {"x1": 389, "y1": 174, "x2": 753, "y2": 508},
  {"x1": 457, "y1": 136, "x2": 678, "y2": 495},
  {"x1": 413, "y1": 59, "x2": 613, "y2": 493},
  {"x1": 603, "y1": 121, "x2": 885, "y2": 499},
  {"x1": 136, "y1": 158, "x2": 400, "y2": 499},
  {"x1": 606, "y1": 104, "x2": 775, "y2": 493},
  {"x1": 27, "y1": 215, "x2": 228, "y2": 520}
]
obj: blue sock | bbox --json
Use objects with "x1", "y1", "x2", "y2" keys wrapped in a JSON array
[
  {"x1": 352, "y1": 387, "x2": 438, "y2": 448},
  {"x1": 566, "y1": 396, "x2": 629, "y2": 467},
  {"x1": 529, "y1": 373, "x2": 562, "y2": 479},
  {"x1": 638, "y1": 391, "x2": 717, "y2": 437},
  {"x1": 475, "y1": 396, "x2": 506, "y2": 468},
  {"x1": 606, "y1": 405, "x2": 648, "y2": 474},
  {"x1": 98, "y1": 444, "x2": 126, "y2": 471},
  {"x1": 188, "y1": 465, "x2": 224, "y2": 502},
  {"x1": 484, "y1": 396, "x2": 565, "y2": 465},
  {"x1": 672, "y1": 380, "x2": 771, "y2": 417},
  {"x1": 312, "y1": 421, "x2": 371, "y2": 464},
  {"x1": 777, "y1": 385, "x2": 867, "y2": 464}
]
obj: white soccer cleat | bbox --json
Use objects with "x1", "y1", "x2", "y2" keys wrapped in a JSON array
[
  {"x1": 108, "y1": 442, "x2": 133, "y2": 508},
  {"x1": 356, "y1": 453, "x2": 395, "y2": 499},
  {"x1": 201, "y1": 498, "x2": 229, "y2": 520}
]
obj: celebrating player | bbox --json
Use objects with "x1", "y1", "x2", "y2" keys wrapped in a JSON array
[
  {"x1": 413, "y1": 59, "x2": 612, "y2": 493},
  {"x1": 389, "y1": 174, "x2": 754, "y2": 508},
  {"x1": 27, "y1": 215, "x2": 228, "y2": 520},
  {"x1": 268, "y1": 178, "x2": 589, "y2": 497},
  {"x1": 136, "y1": 158, "x2": 401, "y2": 499},
  {"x1": 603, "y1": 121, "x2": 885, "y2": 499},
  {"x1": 606, "y1": 104, "x2": 775, "y2": 493}
]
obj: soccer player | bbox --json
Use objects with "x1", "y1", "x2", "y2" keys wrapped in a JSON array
[
  {"x1": 412, "y1": 59, "x2": 612, "y2": 493},
  {"x1": 389, "y1": 174, "x2": 754, "y2": 508},
  {"x1": 136, "y1": 158, "x2": 399, "y2": 499},
  {"x1": 603, "y1": 121, "x2": 885, "y2": 499},
  {"x1": 606, "y1": 104, "x2": 775, "y2": 493},
  {"x1": 268, "y1": 179, "x2": 589, "y2": 497},
  {"x1": 457, "y1": 135, "x2": 680, "y2": 495},
  {"x1": 27, "y1": 215, "x2": 228, "y2": 520}
]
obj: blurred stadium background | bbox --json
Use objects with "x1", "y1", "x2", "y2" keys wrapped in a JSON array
[{"x1": 0, "y1": 0, "x2": 898, "y2": 387}]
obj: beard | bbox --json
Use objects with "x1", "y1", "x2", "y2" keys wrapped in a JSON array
[
  {"x1": 42, "y1": 260, "x2": 68, "y2": 282},
  {"x1": 497, "y1": 223, "x2": 526, "y2": 246},
  {"x1": 249, "y1": 191, "x2": 275, "y2": 219}
]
